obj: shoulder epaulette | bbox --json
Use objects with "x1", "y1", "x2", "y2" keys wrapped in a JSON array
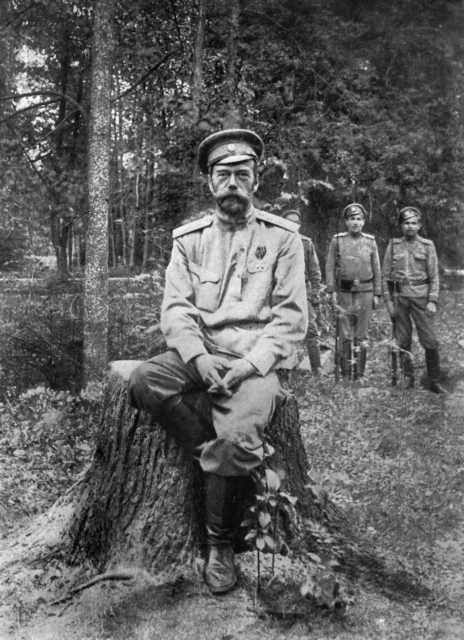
[
  {"x1": 392, "y1": 237, "x2": 403, "y2": 244},
  {"x1": 255, "y1": 209, "x2": 298, "y2": 232},
  {"x1": 172, "y1": 215, "x2": 213, "y2": 238},
  {"x1": 333, "y1": 232, "x2": 347, "y2": 238},
  {"x1": 361, "y1": 232, "x2": 375, "y2": 239},
  {"x1": 417, "y1": 235, "x2": 433, "y2": 245}
]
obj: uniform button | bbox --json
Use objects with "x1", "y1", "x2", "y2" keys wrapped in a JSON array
[{"x1": 239, "y1": 248, "x2": 245, "y2": 253}]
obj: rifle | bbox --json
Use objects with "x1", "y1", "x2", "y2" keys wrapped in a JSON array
[
  {"x1": 387, "y1": 238, "x2": 399, "y2": 386},
  {"x1": 352, "y1": 330, "x2": 358, "y2": 381},
  {"x1": 334, "y1": 233, "x2": 341, "y2": 383},
  {"x1": 390, "y1": 315, "x2": 398, "y2": 386}
]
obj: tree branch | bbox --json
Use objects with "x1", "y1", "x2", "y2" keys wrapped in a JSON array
[
  {"x1": 242, "y1": 8, "x2": 292, "y2": 33},
  {"x1": 112, "y1": 49, "x2": 178, "y2": 101},
  {"x1": 5, "y1": 122, "x2": 56, "y2": 198},
  {"x1": 34, "y1": 110, "x2": 80, "y2": 145},
  {"x1": 169, "y1": 0, "x2": 184, "y2": 54},
  {"x1": 1, "y1": 1, "x2": 37, "y2": 30},
  {"x1": 1, "y1": 91, "x2": 87, "y2": 119},
  {"x1": 0, "y1": 99, "x2": 58, "y2": 125}
]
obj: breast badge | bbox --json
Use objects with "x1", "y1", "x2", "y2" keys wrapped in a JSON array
[{"x1": 252, "y1": 246, "x2": 267, "y2": 271}]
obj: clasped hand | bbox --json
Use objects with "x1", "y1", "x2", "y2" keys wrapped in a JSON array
[{"x1": 193, "y1": 354, "x2": 256, "y2": 397}]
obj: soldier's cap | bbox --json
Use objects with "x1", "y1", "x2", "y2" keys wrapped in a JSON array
[
  {"x1": 398, "y1": 206, "x2": 422, "y2": 224},
  {"x1": 283, "y1": 209, "x2": 301, "y2": 222},
  {"x1": 198, "y1": 129, "x2": 264, "y2": 174},
  {"x1": 343, "y1": 203, "x2": 367, "y2": 219}
]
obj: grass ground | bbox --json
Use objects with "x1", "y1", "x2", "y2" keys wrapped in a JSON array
[{"x1": 1, "y1": 281, "x2": 464, "y2": 639}]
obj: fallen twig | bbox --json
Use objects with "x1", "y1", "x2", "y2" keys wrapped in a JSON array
[{"x1": 50, "y1": 571, "x2": 135, "y2": 606}]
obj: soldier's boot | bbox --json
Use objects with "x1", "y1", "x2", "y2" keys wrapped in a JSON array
[
  {"x1": 355, "y1": 346, "x2": 367, "y2": 380},
  {"x1": 307, "y1": 344, "x2": 322, "y2": 377},
  {"x1": 340, "y1": 341, "x2": 352, "y2": 380},
  {"x1": 425, "y1": 349, "x2": 447, "y2": 394},
  {"x1": 204, "y1": 474, "x2": 243, "y2": 594},
  {"x1": 400, "y1": 350, "x2": 414, "y2": 389},
  {"x1": 158, "y1": 397, "x2": 212, "y2": 460}
]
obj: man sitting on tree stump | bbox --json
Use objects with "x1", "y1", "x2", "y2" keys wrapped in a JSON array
[{"x1": 128, "y1": 128, "x2": 308, "y2": 595}]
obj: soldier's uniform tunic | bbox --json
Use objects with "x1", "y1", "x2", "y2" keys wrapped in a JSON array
[
  {"x1": 325, "y1": 232, "x2": 381, "y2": 341},
  {"x1": 301, "y1": 234, "x2": 322, "y2": 352},
  {"x1": 129, "y1": 207, "x2": 308, "y2": 476},
  {"x1": 382, "y1": 235, "x2": 439, "y2": 352}
]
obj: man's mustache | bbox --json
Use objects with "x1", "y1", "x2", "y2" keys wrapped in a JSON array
[{"x1": 218, "y1": 194, "x2": 248, "y2": 206}]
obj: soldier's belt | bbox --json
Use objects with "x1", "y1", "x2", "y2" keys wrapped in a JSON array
[
  {"x1": 387, "y1": 278, "x2": 429, "y2": 294},
  {"x1": 339, "y1": 278, "x2": 373, "y2": 292}
]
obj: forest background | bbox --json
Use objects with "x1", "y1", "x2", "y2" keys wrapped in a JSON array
[{"x1": 0, "y1": 0, "x2": 463, "y2": 395}]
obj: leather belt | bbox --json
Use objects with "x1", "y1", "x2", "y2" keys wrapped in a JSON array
[
  {"x1": 339, "y1": 278, "x2": 373, "y2": 291},
  {"x1": 387, "y1": 278, "x2": 429, "y2": 294}
]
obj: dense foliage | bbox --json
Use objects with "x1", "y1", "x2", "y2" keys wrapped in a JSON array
[{"x1": 1, "y1": 0, "x2": 463, "y2": 276}]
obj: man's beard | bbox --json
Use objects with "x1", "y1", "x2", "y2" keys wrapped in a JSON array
[{"x1": 217, "y1": 193, "x2": 250, "y2": 217}]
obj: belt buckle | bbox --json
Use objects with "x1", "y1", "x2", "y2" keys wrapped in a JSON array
[{"x1": 353, "y1": 279, "x2": 360, "y2": 288}]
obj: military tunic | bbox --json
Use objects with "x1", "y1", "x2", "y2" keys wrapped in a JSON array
[
  {"x1": 129, "y1": 207, "x2": 308, "y2": 476},
  {"x1": 382, "y1": 235, "x2": 439, "y2": 351},
  {"x1": 325, "y1": 232, "x2": 381, "y2": 341},
  {"x1": 301, "y1": 234, "x2": 321, "y2": 349}
]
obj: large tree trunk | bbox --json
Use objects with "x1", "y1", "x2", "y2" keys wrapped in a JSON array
[
  {"x1": 224, "y1": 0, "x2": 241, "y2": 128},
  {"x1": 83, "y1": 0, "x2": 114, "y2": 383},
  {"x1": 191, "y1": 0, "x2": 206, "y2": 128}
]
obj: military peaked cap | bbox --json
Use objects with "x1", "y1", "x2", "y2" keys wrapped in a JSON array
[
  {"x1": 198, "y1": 128, "x2": 264, "y2": 174},
  {"x1": 343, "y1": 202, "x2": 367, "y2": 219},
  {"x1": 398, "y1": 206, "x2": 422, "y2": 224}
]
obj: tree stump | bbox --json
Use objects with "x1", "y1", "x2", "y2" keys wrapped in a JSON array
[{"x1": 63, "y1": 361, "x2": 322, "y2": 575}]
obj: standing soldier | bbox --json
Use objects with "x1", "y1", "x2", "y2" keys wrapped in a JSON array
[
  {"x1": 283, "y1": 209, "x2": 323, "y2": 377},
  {"x1": 382, "y1": 206, "x2": 446, "y2": 393},
  {"x1": 325, "y1": 203, "x2": 381, "y2": 381}
]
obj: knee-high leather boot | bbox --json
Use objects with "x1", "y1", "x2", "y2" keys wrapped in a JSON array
[
  {"x1": 355, "y1": 346, "x2": 367, "y2": 379},
  {"x1": 425, "y1": 349, "x2": 447, "y2": 394},
  {"x1": 203, "y1": 474, "x2": 245, "y2": 594},
  {"x1": 340, "y1": 340, "x2": 351, "y2": 380},
  {"x1": 158, "y1": 398, "x2": 213, "y2": 459},
  {"x1": 400, "y1": 349, "x2": 414, "y2": 388}
]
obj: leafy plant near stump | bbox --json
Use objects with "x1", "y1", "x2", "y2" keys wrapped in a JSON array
[
  {"x1": 243, "y1": 443, "x2": 348, "y2": 611},
  {"x1": 242, "y1": 444, "x2": 298, "y2": 591}
]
